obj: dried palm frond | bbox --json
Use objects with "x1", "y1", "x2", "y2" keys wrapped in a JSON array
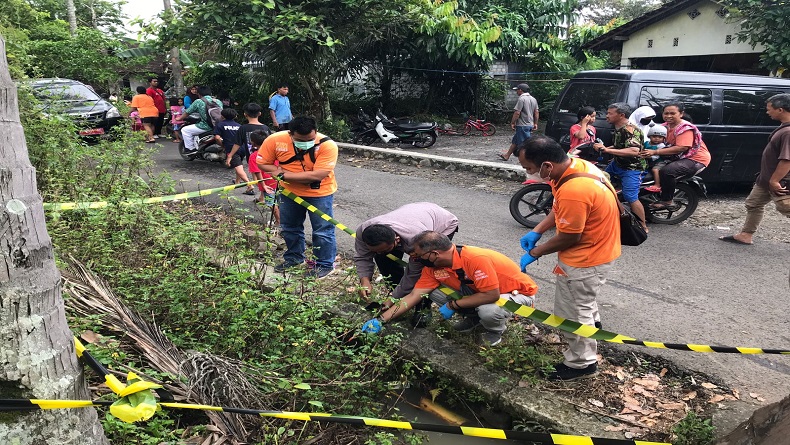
[{"x1": 62, "y1": 257, "x2": 267, "y2": 444}]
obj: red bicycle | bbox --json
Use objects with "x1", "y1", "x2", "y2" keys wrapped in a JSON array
[{"x1": 437, "y1": 116, "x2": 497, "y2": 136}]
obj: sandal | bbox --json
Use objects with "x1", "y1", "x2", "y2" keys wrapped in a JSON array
[
  {"x1": 644, "y1": 185, "x2": 661, "y2": 193},
  {"x1": 649, "y1": 202, "x2": 675, "y2": 210},
  {"x1": 243, "y1": 189, "x2": 256, "y2": 195},
  {"x1": 497, "y1": 153, "x2": 509, "y2": 161}
]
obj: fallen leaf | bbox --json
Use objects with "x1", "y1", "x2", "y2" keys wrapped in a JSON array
[
  {"x1": 632, "y1": 378, "x2": 660, "y2": 390},
  {"x1": 701, "y1": 382, "x2": 718, "y2": 389},
  {"x1": 749, "y1": 392, "x2": 761, "y2": 399},
  {"x1": 605, "y1": 425, "x2": 625, "y2": 432},
  {"x1": 80, "y1": 330, "x2": 101, "y2": 344},
  {"x1": 732, "y1": 389, "x2": 740, "y2": 399},
  {"x1": 682, "y1": 391, "x2": 698, "y2": 401},
  {"x1": 518, "y1": 380, "x2": 530, "y2": 387},
  {"x1": 657, "y1": 402, "x2": 687, "y2": 410},
  {"x1": 709, "y1": 395, "x2": 725, "y2": 404},
  {"x1": 588, "y1": 399, "x2": 605, "y2": 408},
  {"x1": 659, "y1": 368, "x2": 668, "y2": 377},
  {"x1": 632, "y1": 385, "x2": 656, "y2": 398}
]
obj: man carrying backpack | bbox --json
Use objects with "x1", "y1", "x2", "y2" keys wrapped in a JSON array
[{"x1": 181, "y1": 86, "x2": 224, "y2": 153}]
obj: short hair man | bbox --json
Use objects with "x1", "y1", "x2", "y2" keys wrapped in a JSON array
[
  {"x1": 257, "y1": 116, "x2": 338, "y2": 278},
  {"x1": 720, "y1": 93, "x2": 790, "y2": 245},
  {"x1": 361, "y1": 231, "x2": 537, "y2": 347},
  {"x1": 269, "y1": 83, "x2": 293, "y2": 131},
  {"x1": 146, "y1": 76, "x2": 167, "y2": 138},
  {"x1": 355, "y1": 203, "x2": 459, "y2": 325},
  {"x1": 499, "y1": 83, "x2": 539, "y2": 161},
  {"x1": 516, "y1": 135, "x2": 621, "y2": 380},
  {"x1": 593, "y1": 103, "x2": 648, "y2": 232}
]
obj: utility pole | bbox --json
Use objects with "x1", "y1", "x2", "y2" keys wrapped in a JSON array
[{"x1": 163, "y1": 0, "x2": 184, "y2": 97}]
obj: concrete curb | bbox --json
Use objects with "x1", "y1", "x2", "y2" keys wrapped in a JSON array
[{"x1": 337, "y1": 142, "x2": 526, "y2": 181}]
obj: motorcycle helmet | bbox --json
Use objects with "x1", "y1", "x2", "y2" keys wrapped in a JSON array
[{"x1": 647, "y1": 125, "x2": 667, "y2": 138}]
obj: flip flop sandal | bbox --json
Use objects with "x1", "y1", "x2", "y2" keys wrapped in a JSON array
[
  {"x1": 719, "y1": 235, "x2": 753, "y2": 245},
  {"x1": 497, "y1": 153, "x2": 509, "y2": 161},
  {"x1": 243, "y1": 189, "x2": 256, "y2": 195}
]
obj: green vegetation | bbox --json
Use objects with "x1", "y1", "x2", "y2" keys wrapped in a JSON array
[{"x1": 672, "y1": 412, "x2": 716, "y2": 445}]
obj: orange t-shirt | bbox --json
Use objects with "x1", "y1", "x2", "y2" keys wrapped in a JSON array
[
  {"x1": 257, "y1": 131, "x2": 338, "y2": 197},
  {"x1": 415, "y1": 245, "x2": 538, "y2": 296},
  {"x1": 550, "y1": 159, "x2": 621, "y2": 267},
  {"x1": 130, "y1": 94, "x2": 158, "y2": 118},
  {"x1": 668, "y1": 129, "x2": 711, "y2": 166}
]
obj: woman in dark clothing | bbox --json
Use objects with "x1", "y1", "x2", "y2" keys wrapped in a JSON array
[{"x1": 183, "y1": 85, "x2": 200, "y2": 108}]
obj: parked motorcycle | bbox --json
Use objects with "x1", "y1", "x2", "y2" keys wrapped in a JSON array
[
  {"x1": 351, "y1": 109, "x2": 438, "y2": 148},
  {"x1": 509, "y1": 139, "x2": 706, "y2": 227},
  {"x1": 177, "y1": 114, "x2": 224, "y2": 162}
]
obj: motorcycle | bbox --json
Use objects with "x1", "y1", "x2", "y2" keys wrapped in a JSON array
[
  {"x1": 509, "y1": 137, "x2": 707, "y2": 227},
  {"x1": 177, "y1": 113, "x2": 225, "y2": 162},
  {"x1": 351, "y1": 109, "x2": 438, "y2": 148}
]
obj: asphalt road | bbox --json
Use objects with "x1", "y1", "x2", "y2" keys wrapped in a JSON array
[{"x1": 152, "y1": 140, "x2": 790, "y2": 407}]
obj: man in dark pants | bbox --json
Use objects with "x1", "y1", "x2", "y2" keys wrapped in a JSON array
[
  {"x1": 354, "y1": 202, "x2": 458, "y2": 326},
  {"x1": 146, "y1": 77, "x2": 167, "y2": 138}
]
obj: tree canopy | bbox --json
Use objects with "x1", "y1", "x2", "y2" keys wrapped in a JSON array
[{"x1": 723, "y1": 0, "x2": 789, "y2": 73}]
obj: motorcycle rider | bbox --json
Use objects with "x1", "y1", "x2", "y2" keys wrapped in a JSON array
[
  {"x1": 593, "y1": 103, "x2": 648, "y2": 232},
  {"x1": 181, "y1": 86, "x2": 223, "y2": 153}
]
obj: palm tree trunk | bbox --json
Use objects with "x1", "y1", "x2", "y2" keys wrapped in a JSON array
[
  {"x1": 163, "y1": 0, "x2": 184, "y2": 97},
  {"x1": 66, "y1": 0, "x2": 77, "y2": 35},
  {"x1": 0, "y1": 35, "x2": 108, "y2": 444}
]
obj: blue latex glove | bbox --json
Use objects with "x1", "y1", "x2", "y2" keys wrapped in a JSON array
[
  {"x1": 361, "y1": 318, "x2": 383, "y2": 334},
  {"x1": 438, "y1": 303, "x2": 456, "y2": 320},
  {"x1": 520, "y1": 252, "x2": 538, "y2": 271},
  {"x1": 520, "y1": 231, "x2": 542, "y2": 252}
]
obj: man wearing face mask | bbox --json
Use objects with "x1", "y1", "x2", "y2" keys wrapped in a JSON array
[
  {"x1": 258, "y1": 116, "x2": 339, "y2": 278},
  {"x1": 516, "y1": 135, "x2": 620, "y2": 381},
  {"x1": 354, "y1": 203, "x2": 459, "y2": 326},
  {"x1": 360, "y1": 231, "x2": 537, "y2": 347}
]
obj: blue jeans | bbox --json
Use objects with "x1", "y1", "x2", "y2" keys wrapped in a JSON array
[
  {"x1": 511, "y1": 125, "x2": 533, "y2": 145},
  {"x1": 279, "y1": 194, "x2": 337, "y2": 270},
  {"x1": 605, "y1": 162, "x2": 644, "y2": 203}
]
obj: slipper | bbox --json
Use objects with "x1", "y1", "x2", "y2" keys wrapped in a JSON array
[
  {"x1": 497, "y1": 153, "x2": 509, "y2": 161},
  {"x1": 145, "y1": 140, "x2": 156, "y2": 143},
  {"x1": 644, "y1": 185, "x2": 661, "y2": 193},
  {"x1": 719, "y1": 235, "x2": 753, "y2": 245},
  {"x1": 649, "y1": 202, "x2": 675, "y2": 210}
]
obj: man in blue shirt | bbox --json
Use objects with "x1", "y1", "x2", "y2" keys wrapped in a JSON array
[{"x1": 269, "y1": 83, "x2": 292, "y2": 131}]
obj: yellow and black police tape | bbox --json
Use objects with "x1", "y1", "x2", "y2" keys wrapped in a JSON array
[
  {"x1": 42, "y1": 180, "x2": 264, "y2": 211},
  {"x1": 0, "y1": 398, "x2": 669, "y2": 445},
  {"x1": 497, "y1": 298, "x2": 790, "y2": 355},
  {"x1": 281, "y1": 195, "x2": 790, "y2": 355}
]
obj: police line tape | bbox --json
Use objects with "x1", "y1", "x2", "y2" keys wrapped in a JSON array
[
  {"x1": 282, "y1": 192, "x2": 790, "y2": 355},
  {"x1": 497, "y1": 298, "x2": 790, "y2": 355},
  {"x1": 42, "y1": 180, "x2": 264, "y2": 211},
  {"x1": 0, "y1": 398, "x2": 669, "y2": 445}
]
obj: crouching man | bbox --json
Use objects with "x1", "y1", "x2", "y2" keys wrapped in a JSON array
[{"x1": 361, "y1": 231, "x2": 537, "y2": 346}]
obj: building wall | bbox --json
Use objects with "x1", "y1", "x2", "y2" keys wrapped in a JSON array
[{"x1": 620, "y1": 0, "x2": 764, "y2": 68}]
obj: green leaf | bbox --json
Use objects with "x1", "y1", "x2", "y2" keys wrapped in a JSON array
[
  {"x1": 294, "y1": 383, "x2": 311, "y2": 390},
  {"x1": 308, "y1": 400, "x2": 324, "y2": 408}
]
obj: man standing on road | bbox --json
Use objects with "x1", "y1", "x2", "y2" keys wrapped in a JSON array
[
  {"x1": 354, "y1": 203, "x2": 459, "y2": 326},
  {"x1": 146, "y1": 77, "x2": 167, "y2": 139},
  {"x1": 516, "y1": 135, "x2": 621, "y2": 381},
  {"x1": 269, "y1": 83, "x2": 293, "y2": 131},
  {"x1": 257, "y1": 116, "x2": 338, "y2": 278},
  {"x1": 499, "y1": 83, "x2": 539, "y2": 161},
  {"x1": 361, "y1": 231, "x2": 537, "y2": 347},
  {"x1": 720, "y1": 93, "x2": 790, "y2": 245},
  {"x1": 593, "y1": 103, "x2": 648, "y2": 232}
]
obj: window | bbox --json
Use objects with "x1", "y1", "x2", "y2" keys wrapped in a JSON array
[
  {"x1": 673, "y1": 37, "x2": 679, "y2": 46},
  {"x1": 33, "y1": 84, "x2": 100, "y2": 102},
  {"x1": 725, "y1": 35, "x2": 732, "y2": 44},
  {"x1": 639, "y1": 87, "x2": 712, "y2": 124},
  {"x1": 723, "y1": 90, "x2": 786, "y2": 126},
  {"x1": 648, "y1": 39, "x2": 653, "y2": 48},
  {"x1": 557, "y1": 82, "x2": 623, "y2": 116}
]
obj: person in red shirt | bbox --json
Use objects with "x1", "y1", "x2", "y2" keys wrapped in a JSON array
[
  {"x1": 146, "y1": 77, "x2": 167, "y2": 138},
  {"x1": 361, "y1": 231, "x2": 537, "y2": 347}
]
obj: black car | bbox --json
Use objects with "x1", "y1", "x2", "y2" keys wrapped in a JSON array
[
  {"x1": 545, "y1": 70, "x2": 790, "y2": 185},
  {"x1": 22, "y1": 78, "x2": 123, "y2": 138}
]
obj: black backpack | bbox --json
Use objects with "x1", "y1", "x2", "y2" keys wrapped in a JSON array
[{"x1": 200, "y1": 97, "x2": 223, "y2": 128}]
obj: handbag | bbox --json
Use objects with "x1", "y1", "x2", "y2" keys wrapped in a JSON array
[{"x1": 555, "y1": 172, "x2": 648, "y2": 247}]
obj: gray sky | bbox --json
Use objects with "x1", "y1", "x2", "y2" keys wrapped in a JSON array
[{"x1": 120, "y1": 0, "x2": 164, "y2": 38}]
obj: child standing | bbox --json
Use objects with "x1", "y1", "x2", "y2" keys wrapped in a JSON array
[
  {"x1": 227, "y1": 103, "x2": 272, "y2": 199},
  {"x1": 643, "y1": 125, "x2": 669, "y2": 193},
  {"x1": 213, "y1": 108, "x2": 242, "y2": 179},
  {"x1": 130, "y1": 110, "x2": 143, "y2": 132},
  {"x1": 250, "y1": 130, "x2": 280, "y2": 226},
  {"x1": 169, "y1": 97, "x2": 185, "y2": 143}
]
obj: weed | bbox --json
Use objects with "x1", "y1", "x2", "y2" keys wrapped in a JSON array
[{"x1": 672, "y1": 412, "x2": 715, "y2": 445}]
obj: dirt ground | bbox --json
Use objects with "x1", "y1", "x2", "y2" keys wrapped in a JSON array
[{"x1": 351, "y1": 130, "x2": 789, "y2": 244}]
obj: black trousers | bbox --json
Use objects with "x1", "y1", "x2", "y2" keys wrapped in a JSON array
[
  {"x1": 154, "y1": 112, "x2": 166, "y2": 136},
  {"x1": 658, "y1": 159, "x2": 704, "y2": 201}
]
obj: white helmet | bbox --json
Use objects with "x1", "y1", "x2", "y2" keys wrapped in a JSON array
[{"x1": 647, "y1": 125, "x2": 667, "y2": 138}]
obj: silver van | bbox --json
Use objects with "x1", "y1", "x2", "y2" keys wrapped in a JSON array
[{"x1": 544, "y1": 70, "x2": 790, "y2": 185}]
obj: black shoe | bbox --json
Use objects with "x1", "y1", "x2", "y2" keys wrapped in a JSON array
[
  {"x1": 544, "y1": 363, "x2": 598, "y2": 381},
  {"x1": 594, "y1": 321, "x2": 602, "y2": 330},
  {"x1": 411, "y1": 310, "x2": 431, "y2": 328},
  {"x1": 453, "y1": 315, "x2": 481, "y2": 333},
  {"x1": 274, "y1": 262, "x2": 300, "y2": 273}
]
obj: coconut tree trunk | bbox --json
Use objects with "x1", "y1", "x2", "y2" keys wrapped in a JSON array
[
  {"x1": 0, "y1": 36, "x2": 108, "y2": 444},
  {"x1": 66, "y1": 0, "x2": 77, "y2": 35},
  {"x1": 163, "y1": 0, "x2": 184, "y2": 97}
]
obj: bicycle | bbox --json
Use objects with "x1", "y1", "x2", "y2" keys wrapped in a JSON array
[{"x1": 436, "y1": 115, "x2": 497, "y2": 136}]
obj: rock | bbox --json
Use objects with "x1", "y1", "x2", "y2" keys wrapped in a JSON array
[{"x1": 419, "y1": 159, "x2": 432, "y2": 168}]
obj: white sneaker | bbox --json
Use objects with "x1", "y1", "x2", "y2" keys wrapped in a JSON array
[{"x1": 154, "y1": 135, "x2": 161, "y2": 139}]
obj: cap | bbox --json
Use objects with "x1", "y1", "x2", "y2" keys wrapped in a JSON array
[{"x1": 513, "y1": 83, "x2": 530, "y2": 92}]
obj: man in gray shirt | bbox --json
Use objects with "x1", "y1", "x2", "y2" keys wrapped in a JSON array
[
  {"x1": 354, "y1": 202, "x2": 458, "y2": 326},
  {"x1": 499, "y1": 83, "x2": 539, "y2": 161}
]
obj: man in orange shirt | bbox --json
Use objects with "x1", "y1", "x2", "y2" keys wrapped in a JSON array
[
  {"x1": 257, "y1": 116, "x2": 338, "y2": 278},
  {"x1": 361, "y1": 231, "x2": 537, "y2": 347},
  {"x1": 516, "y1": 135, "x2": 621, "y2": 381}
]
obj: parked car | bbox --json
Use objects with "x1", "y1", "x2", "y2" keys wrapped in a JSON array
[
  {"x1": 22, "y1": 78, "x2": 122, "y2": 138},
  {"x1": 545, "y1": 70, "x2": 790, "y2": 185}
]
